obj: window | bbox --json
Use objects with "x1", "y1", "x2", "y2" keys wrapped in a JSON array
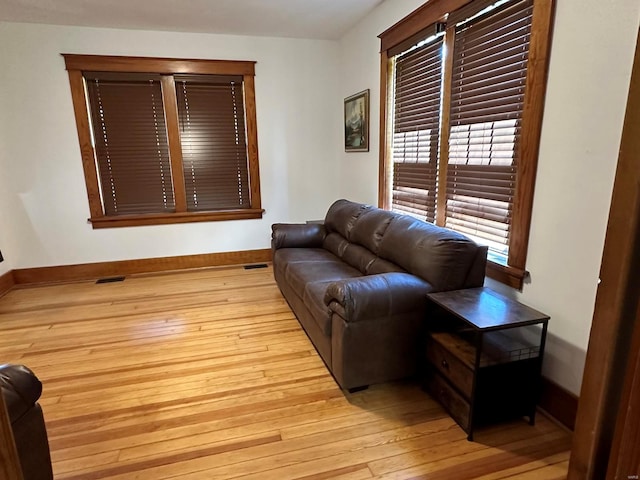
[
  {"x1": 379, "y1": 0, "x2": 554, "y2": 288},
  {"x1": 392, "y1": 35, "x2": 444, "y2": 223},
  {"x1": 64, "y1": 55, "x2": 263, "y2": 228}
]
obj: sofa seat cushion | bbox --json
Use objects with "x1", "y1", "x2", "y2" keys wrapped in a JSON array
[
  {"x1": 284, "y1": 256, "x2": 362, "y2": 300},
  {"x1": 274, "y1": 247, "x2": 337, "y2": 265},
  {"x1": 303, "y1": 281, "x2": 335, "y2": 336},
  {"x1": 273, "y1": 248, "x2": 335, "y2": 277}
]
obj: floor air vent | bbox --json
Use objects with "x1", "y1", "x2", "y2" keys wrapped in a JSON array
[
  {"x1": 96, "y1": 276, "x2": 126, "y2": 284},
  {"x1": 244, "y1": 264, "x2": 268, "y2": 270}
]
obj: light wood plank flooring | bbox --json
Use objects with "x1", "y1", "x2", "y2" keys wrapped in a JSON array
[{"x1": 0, "y1": 265, "x2": 571, "y2": 479}]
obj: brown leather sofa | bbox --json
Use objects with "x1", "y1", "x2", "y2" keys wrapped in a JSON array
[
  {"x1": 1, "y1": 364, "x2": 53, "y2": 480},
  {"x1": 272, "y1": 199, "x2": 488, "y2": 391}
]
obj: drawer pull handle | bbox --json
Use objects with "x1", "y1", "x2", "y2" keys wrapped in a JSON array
[{"x1": 441, "y1": 359, "x2": 449, "y2": 369}]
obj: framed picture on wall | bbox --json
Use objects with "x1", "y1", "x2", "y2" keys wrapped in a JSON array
[{"x1": 344, "y1": 89, "x2": 369, "y2": 152}]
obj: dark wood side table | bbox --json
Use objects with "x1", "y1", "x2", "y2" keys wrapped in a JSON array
[{"x1": 424, "y1": 287, "x2": 549, "y2": 440}]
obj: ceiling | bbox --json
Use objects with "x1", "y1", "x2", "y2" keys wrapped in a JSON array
[{"x1": 0, "y1": 0, "x2": 385, "y2": 40}]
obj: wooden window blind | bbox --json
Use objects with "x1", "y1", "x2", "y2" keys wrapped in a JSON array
[
  {"x1": 379, "y1": 0, "x2": 554, "y2": 288},
  {"x1": 65, "y1": 55, "x2": 263, "y2": 228},
  {"x1": 175, "y1": 75, "x2": 250, "y2": 212},
  {"x1": 391, "y1": 36, "x2": 444, "y2": 222},
  {"x1": 85, "y1": 72, "x2": 174, "y2": 216},
  {"x1": 446, "y1": 0, "x2": 533, "y2": 256}
]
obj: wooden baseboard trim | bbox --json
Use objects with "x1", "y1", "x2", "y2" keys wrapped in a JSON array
[
  {"x1": 0, "y1": 271, "x2": 16, "y2": 297},
  {"x1": 539, "y1": 376, "x2": 579, "y2": 431},
  {"x1": 11, "y1": 248, "x2": 273, "y2": 286}
]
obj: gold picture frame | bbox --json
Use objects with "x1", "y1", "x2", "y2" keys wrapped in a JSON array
[{"x1": 344, "y1": 89, "x2": 369, "y2": 152}]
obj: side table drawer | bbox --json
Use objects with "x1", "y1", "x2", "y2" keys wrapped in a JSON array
[
  {"x1": 425, "y1": 369, "x2": 471, "y2": 432},
  {"x1": 426, "y1": 334, "x2": 474, "y2": 398}
]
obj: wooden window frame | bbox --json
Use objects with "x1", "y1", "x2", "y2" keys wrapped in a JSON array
[
  {"x1": 63, "y1": 54, "x2": 263, "y2": 228},
  {"x1": 378, "y1": 0, "x2": 554, "y2": 289}
]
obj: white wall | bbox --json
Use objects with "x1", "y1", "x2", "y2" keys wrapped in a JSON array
[
  {"x1": 0, "y1": 73, "x2": 14, "y2": 275},
  {"x1": 0, "y1": 22, "x2": 341, "y2": 268},
  {"x1": 0, "y1": 180, "x2": 14, "y2": 275},
  {"x1": 338, "y1": 0, "x2": 640, "y2": 394}
]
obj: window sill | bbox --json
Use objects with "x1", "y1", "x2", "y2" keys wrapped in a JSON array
[
  {"x1": 486, "y1": 260, "x2": 528, "y2": 290},
  {"x1": 89, "y1": 209, "x2": 264, "y2": 228}
]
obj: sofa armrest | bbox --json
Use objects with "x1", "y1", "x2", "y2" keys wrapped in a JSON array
[
  {"x1": 0, "y1": 364, "x2": 43, "y2": 423},
  {"x1": 271, "y1": 223, "x2": 327, "y2": 249},
  {"x1": 324, "y1": 273, "x2": 432, "y2": 323}
]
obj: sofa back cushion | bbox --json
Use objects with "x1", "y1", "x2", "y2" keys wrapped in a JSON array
[
  {"x1": 341, "y1": 244, "x2": 377, "y2": 273},
  {"x1": 378, "y1": 215, "x2": 480, "y2": 291},
  {"x1": 323, "y1": 232, "x2": 349, "y2": 259},
  {"x1": 324, "y1": 199, "x2": 372, "y2": 240},
  {"x1": 323, "y1": 232, "x2": 407, "y2": 275},
  {"x1": 322, "y1": 199, "x2": 484, "y2": 289},
  {"x1": 366, "y1": 257, "x2": 407, "y2": 275},
  {"x1": 350, "y1": 208, "x2": 395, "y2": 254}
]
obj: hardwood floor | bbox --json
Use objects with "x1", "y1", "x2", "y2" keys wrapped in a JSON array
[{"x1": 0, "y1": 265, "x2": 571, "y2": 479}]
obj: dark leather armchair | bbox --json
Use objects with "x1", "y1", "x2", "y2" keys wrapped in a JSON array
[{"x1": 0, "y1": 364, "x2": 53, "y2": 480}]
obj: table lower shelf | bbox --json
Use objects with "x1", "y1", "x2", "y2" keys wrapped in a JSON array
[{"x1": 423, "y1": 360, "x2": 540, "y2": 440}]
